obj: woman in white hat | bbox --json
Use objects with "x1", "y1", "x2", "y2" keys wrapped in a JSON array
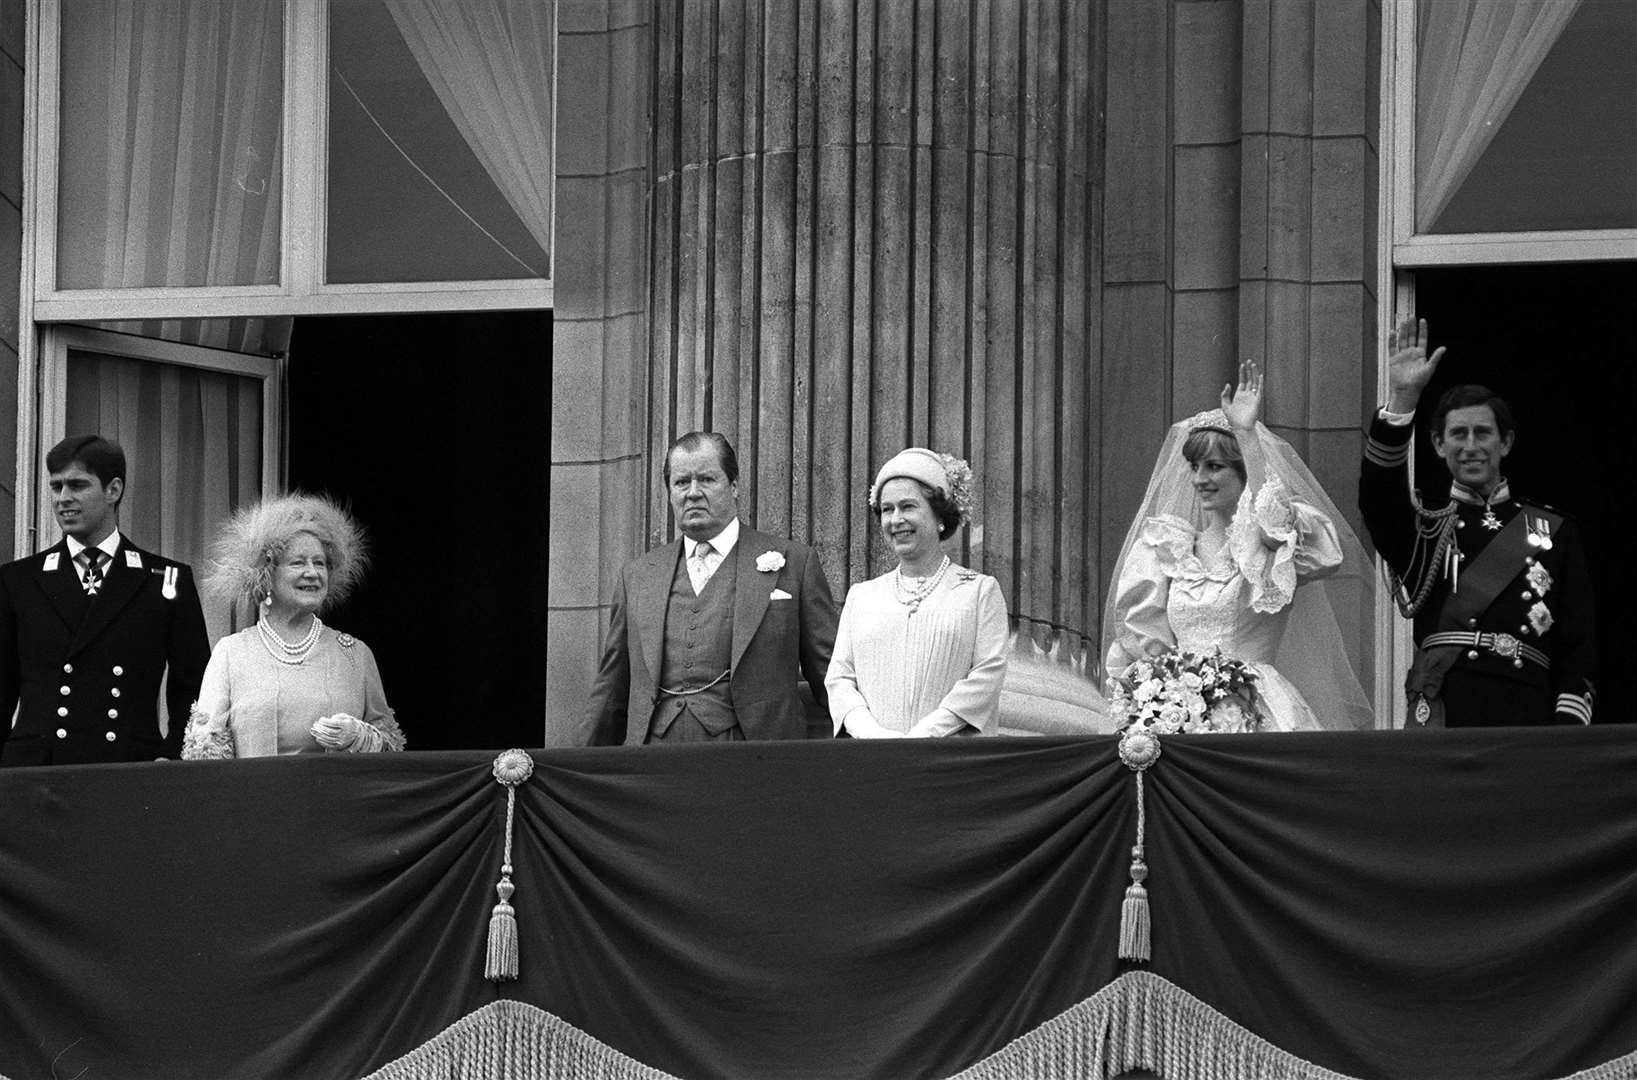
[{"x1": 825, "y1": 448, "x2": 1008, "y2": 737}]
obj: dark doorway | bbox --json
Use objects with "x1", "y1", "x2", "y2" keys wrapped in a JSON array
[
  {"x1": 1415, "y1": 262, "x2": 1636, "y2": 722},
  {"x1": 287, "y1": 311, "x2": 551, "y2": 750}
]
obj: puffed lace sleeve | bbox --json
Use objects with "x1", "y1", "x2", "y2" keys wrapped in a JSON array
[
  {"x1": 1104, "y1": 516, "x2": 1191, "y2": 677},
  {"x1": 1228, "y1": 475, "x2": 1345, "y2": 615},
  {"x1": 352, "y1": 638, "x2": 405, "y2": 752}
]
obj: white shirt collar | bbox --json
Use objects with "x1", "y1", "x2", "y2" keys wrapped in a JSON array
[
  {"x1": 687, "y1": 517, "x2": 740, "y2": 560},
  {"x1": 65, "y1": 530, "x2": 122, "y2": 562}
]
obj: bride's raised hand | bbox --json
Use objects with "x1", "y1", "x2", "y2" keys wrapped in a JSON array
[{"x1": 1221, "y1": 358, "x2": 1263, "y2": 432}]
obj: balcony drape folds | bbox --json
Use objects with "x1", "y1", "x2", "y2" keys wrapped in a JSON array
[{"x1": 1, "y1": 732, "x2": 1633, "y2": 1079}]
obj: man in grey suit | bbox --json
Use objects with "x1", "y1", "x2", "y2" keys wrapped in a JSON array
[{"x1": 582, "y1": 432, "x2": 838, "y2": 745}]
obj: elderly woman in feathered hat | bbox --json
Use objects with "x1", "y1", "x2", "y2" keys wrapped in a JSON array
[
  {"x1": 181, "y1": 495, "x2": 403, "y2": 759},
  {"x1": 825, "y1": 448, "x2": 1009, "y2": 737}
]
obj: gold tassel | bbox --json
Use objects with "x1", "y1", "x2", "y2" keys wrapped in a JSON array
[
  {"x1": 1119, "y1": 844, "x2": 1150, "y2": 962},
  {"x1": 485, "y1": 750, "x2": 535, "y2": 984},
  {"x1": 1116, "y1": 733, "x2": 1159, "y2": 964},
  {"x1": 486, "y1": 876, "x2": 519, "y2": 981}
]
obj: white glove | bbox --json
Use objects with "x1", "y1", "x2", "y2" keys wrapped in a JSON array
[
  {"x1": 311, "y1": 713, "x2": 383, "y2": 753},
  {"x1": 842, "y1": 708, "x2": 904, "y2": 739}
]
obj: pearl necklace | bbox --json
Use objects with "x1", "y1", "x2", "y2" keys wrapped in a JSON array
[
  {"x1": 893, "y1": 555, "x2": 951, "y2": 614},
  {"x1": 258, "y1": 615, "x2": 323, "y2": 666}
]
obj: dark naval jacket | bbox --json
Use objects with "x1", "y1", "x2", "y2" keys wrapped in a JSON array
[
  {"x1": 1360, "y1": 413, "x2": 1596, "y2": 726},
  {"x1": 0, "y1": 537, "x2": 210, "y2": 765}
]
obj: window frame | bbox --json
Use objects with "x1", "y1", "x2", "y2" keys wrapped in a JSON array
[
  {"x1": 1386, "y1": 0, "x2": 1637, "y2": 268},
  {"x1": 28, "y1": 0, "x2": 554, "y2": 320},
  {"x1": 1375, "y1": 0, "x2": 1636, "y2": 723},
  {"x1": 23, "y1": 325, "x2": 284, "y2": 556}
]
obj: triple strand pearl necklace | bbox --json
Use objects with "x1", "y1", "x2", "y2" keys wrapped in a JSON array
[
  {"x1": 893, "y1": 555, "x2": 951, "y2": 614},
  {"x1": 258, "y1": 615, "x2": 324, "y2": 665}
]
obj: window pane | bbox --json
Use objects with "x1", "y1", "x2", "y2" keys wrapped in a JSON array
[
  {"x1": 327, "y1": 0, "x2": 553, "y2": 284},
  {"x1": 56, "y1": 1, "x2": 284, "y2": 289},
  {"x1": 1416, "y1": 0, "x2": 1637, "y2": 235}
]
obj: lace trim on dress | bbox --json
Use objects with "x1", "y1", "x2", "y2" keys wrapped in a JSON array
[
  {"x1": 371, "y1": 711, "x2": 408, "y2": 753},
  {"x1": 180, "y1": 703, "x2": 235, "y2": 760},
  {"x1": 1228, "y1": 475, "x2": 1300, "y2": 615}
]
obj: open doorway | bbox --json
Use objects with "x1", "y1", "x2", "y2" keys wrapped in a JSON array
[
  {"x1": 287, "y1": 311, "x2": 551, "y2": 750},
  {"x1": 1413, "y1": 262, "x2": 1636, "y2": 723}
]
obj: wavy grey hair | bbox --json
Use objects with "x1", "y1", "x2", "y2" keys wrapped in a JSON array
[{"x1": 203, "y1": 494, "x2": 369, "y2": 613}]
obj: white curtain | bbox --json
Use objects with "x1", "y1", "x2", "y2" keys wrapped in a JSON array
[
  {"x1": 59, "y1": 2, "x2": 290, "y2": 353},
  {"x1": 1415, "y1": 0, "x2": 1583, "y2": 231},
  {"x1": 66, "y1": 352, "x2": 264, "y2": 645},
  {"x1": 381, "y1": 0, "x2": 554, "y2": 274}
]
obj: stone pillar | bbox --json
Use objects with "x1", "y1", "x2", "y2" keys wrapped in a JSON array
[{"x1": 545, "y1": 1, "x2": 650, "y2": 743}]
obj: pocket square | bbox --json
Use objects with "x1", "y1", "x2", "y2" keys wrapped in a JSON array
[{"x1": 769, "y1": 588, "x2": 793, "y2": 600}]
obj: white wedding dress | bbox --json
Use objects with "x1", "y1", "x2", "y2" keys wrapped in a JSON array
[{"x1": 1104, "y1": 476, "x2": 1346, "y2": 732}]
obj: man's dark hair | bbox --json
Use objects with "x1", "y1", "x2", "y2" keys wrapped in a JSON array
[
  {"x1": 665, "y1": 432, "x2": 739, "y2": 485},
  {"x1": 46, "y1": 435, "x2": 127, "y2": 491},
  {"x1": 1432, "y1": 384, "x2": 1515, "y2": 439}
]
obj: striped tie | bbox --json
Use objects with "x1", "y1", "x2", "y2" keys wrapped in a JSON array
[{"x1": 79, "y1": 549, "x2": 108, "y2": 597}]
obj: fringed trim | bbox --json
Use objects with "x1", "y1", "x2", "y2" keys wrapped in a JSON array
[
  {"x1": 357, "y1": 982, "x2": 1636, "y2": 1080},
  {"x1": 948, "y1": 971, "x2": 1362, "y2": 1080},
  {"x1": 358, "y1": 1000, "x2": 681, "y2": 1080},
  {"x1": 1555, "y1": 1047, "x2": 1637, "y2": 1080}
]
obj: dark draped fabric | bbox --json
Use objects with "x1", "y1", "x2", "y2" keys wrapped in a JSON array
[{"x1": 0, "y1": 731, "x2": 1633, "y2": 1080}]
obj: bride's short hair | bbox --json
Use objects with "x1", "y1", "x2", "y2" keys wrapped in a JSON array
[{"x1": 1181, "y1": 427, "x2": 1246, "y2": 481}]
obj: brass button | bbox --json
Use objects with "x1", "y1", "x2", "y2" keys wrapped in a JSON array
[
  {"x1": 107, "y1": 708, "x2": 119, "y2": 720},
  {"x1": 112, "y1": 665, "x2": 124, "y2": 677},
  {"x1": 56, "y1": 706, "x2": 68, "y2": 718},
  {"x1": 59, "y1": 685, "x2": 71, "y2": 696},
  {"x1": 1466, "y1": 649, "x2": 1480, "y2": 660},
  {"x1": 104, "y1": 731, "x2": 117, "y2": 742},
  {"x1": 1466, "y1": 617, "x2": 1477, "y2": 628},
  {"x1": 55, "y1": 728, "x2": 68, "y2": 739},
  {"x1": 62, "y1": 663, "x2": 73, "y2": 674},
  {"x1": 1513, "y1": 659, "x2": 1525, "y2": 669},
  {"x1": 1521, "y1": 590, "x2": 1532, "y2": 601},
  {"x1": 110, "y1": 688, "x2": 121, "y2": 698}
]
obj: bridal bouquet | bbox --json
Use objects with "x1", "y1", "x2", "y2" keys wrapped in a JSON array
[{"x1": 1110, "y1": 647, "x2": 1263, "y2": 734}]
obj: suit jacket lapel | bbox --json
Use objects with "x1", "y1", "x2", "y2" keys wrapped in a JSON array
[
  {"x1": 69, "y1": 541, "x2": 148, "y2": 657},
  {"x1": 38, "y1": 540, "x2": 89, "y2": 634},
  {"x1": 732, "y1": 529, "x2": 775, "y2": 670},
  {"x1": 636, "y1": 542, "x2": 682, "y2": 680}
]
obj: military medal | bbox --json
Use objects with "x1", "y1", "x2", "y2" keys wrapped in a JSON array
[
  {"x1": 162, "y1": 565, "x2": 179, "y2": 600},
  {"x1": 1525, "y1": 514, "x2": 1553, "y2": 550},
  {"x1": 1480, "y1": 505, "x2": 1502, "y2": 531}
]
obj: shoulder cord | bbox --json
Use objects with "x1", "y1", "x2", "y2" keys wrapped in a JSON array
[{"x1": 1386, "y1": 499, "x2": 1459, "y2": 618}]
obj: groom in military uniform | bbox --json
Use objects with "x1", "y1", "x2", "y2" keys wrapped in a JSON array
[
  {"x1": 0, "y1": 436, "x2": 211, "y2": 765},
  {"x1": 1359, "y1": 317, "x2": 1596, "y2": 727}
]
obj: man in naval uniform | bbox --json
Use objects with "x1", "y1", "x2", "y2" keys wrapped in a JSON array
[
  {"x1": 581, "y1": 431, "x2": 838, "y2": 745},
  {"x1": 1359, "y1": 317, "x2": 1596, "y2": 727},
  {"x1": 0, "y1": 436, "x2": 210, "y2": 766}
]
